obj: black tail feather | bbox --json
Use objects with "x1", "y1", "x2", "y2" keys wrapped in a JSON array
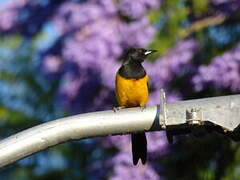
[{"x1": 131, "y1": 133, "x2": 147, "y2": 165}]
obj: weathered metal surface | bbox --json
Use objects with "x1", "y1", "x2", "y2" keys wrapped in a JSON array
[{"x1": 0, "y1": 93, "x2": 239, "y2": 167}]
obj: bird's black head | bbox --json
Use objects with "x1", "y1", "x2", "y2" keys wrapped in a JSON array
[
  {"x1": 119, "y1": 48, "x2": 157, "y2": 79},
  {"x1": 123, "y1": 48, "x2": 157, "y2": 64}
]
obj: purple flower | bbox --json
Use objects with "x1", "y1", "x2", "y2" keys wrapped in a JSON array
[
  {"x1": 104, "y1": 132, "x2": 169, "y2": 177},
  {"x1": 90, "y1": 0, "x2": 117, "y2": 15},
  {"x1": 0, "y1": 0, "x2": 28, "y2": 31},
  {"x1": 147, "y1": 132, "x2": 169, "y2": 156},
  {"x1": 148, "y1": 90, "x2": 182, "y2": 105},
  {"x1": 92, "y1": 89, "x2": 115, "y2": 111},
  {"x1": 60, "y1": 17, "x2": 155, "y2": 90},
  {"x1": 145, "y1": 39, "x2": 199, "y2": 90},
  {"x1": 111, "y1": 152, "x2": 161, "y2": 180},
  {"x1": 103, "y1": 135, "x2": 130, "y2": 150},
  {"x1": 119, "y1": 17, "x2": 156, "y2": 47},
  {"x1": 53, "y1": 0, "x2": 118, "y2": 34},
  {"x1": 119, "y1": 0, "x2": 162, "y2": 19},
  {"x1": 58, "y1": 66, "x2": 102, "y2": 113},
  {"x1": 61, "y1": 19, "x2": 122, "y2": 89},
  {"x1": 192, "y1": 43, "x2": 240, "y2": 92},
  {"x1": 119, "y1": 0, "x2": 146, "y2": 19},
  {"x1": 42, "y1": 55, "x2": 63, "y2": 73},
  {"x1": 53, "y1": 2, "x2": 105, "y2": 34}
]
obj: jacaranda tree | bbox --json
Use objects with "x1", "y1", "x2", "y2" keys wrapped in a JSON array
[{"x1": 0, "y1": 0, "x2": 240, "y2": 179}]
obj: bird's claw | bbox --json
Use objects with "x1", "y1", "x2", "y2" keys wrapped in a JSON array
[
  {"x1": 113, "y1": 106, "x2": 125, "y2": 112},
  {"x1": 140, "y1": 105, "x2": 146, "y2": 112}
]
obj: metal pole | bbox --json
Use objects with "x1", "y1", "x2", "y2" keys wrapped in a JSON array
[
  {"x1": 0, "y1": 93, "x2": 239, "y2": 168},
  {"x1": 0, "y1": 106, "x2": 160, "y2": 168}
]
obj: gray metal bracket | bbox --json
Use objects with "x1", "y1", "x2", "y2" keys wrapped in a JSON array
[
  {"x1": 160, "y1": 89, "x2": 167, "y2": 129},
  {"x1": 160, "y1": 91, "x2": 240, "y2": 141}
]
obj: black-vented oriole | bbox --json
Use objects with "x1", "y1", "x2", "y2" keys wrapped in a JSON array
[{"x1": 115, "y1": 48, "x2": 157, "y2": 165}]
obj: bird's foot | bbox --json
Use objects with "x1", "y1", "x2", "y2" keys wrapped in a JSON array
[
  {"x1": 140, "y1": 105, "x2": 147, "y2": 112},
  {"x1": 113, "y1": 106, "x2": 125, "y2": 112}
]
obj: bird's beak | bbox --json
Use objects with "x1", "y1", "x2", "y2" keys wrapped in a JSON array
[{"x1": 144, "y1": 49, "x2": 157, "y2": 55}]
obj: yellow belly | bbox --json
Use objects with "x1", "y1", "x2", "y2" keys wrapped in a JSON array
[{"x1": 115, "y1": 73, "x2": 149, "y2": 107}]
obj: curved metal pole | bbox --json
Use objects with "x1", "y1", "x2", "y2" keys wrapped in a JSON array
[
  {"x1": 0, "y1": 93, "x2": 239, "y2": 168},
  {"x1": 0, "y1": 106, "x2": 160, "y2": 168}
]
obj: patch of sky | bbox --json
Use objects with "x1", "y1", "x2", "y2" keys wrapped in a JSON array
[{"x1": 35, "y1": 22, "x2": 59, "y2": 51}]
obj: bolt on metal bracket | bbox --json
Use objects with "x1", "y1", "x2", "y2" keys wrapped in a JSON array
[{"x1": 186, "y1": 108, "x2": 204, "y2": 125}]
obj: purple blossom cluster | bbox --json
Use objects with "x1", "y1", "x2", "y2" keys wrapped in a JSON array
[
  {"x1": 0, "y1": 0, "x2": 28, "y2": 31},
  {"x1": 40, "y1": 0, "x2": 157, "y2": 114},
  {"x1": 0, "y1": 0, "x2": 203, "y2": 179},
  {"x1": 53, "y1": 0, "x2": 116, "y2": 34},
  {"x1": 0, "y1": 0, "x2": 68, "y2": 36},
  {"x1": 192, "y1": 43, "x2": 240, "y2": 92},
  {"x1": 1, "y1": 0, "x2": 240, "y2": 179},
  {"x1": 147, "y1": 39, "x2": 199, "y2": 88},
  {"x1": 146, "y1": 39, "x2": 199, "y2": 105},
  {"x1": 111, "y1": 152, "x2": 160, "y2": 180},
  {"x1": 148, "y1": 91, "x2": 182, "y2": 105},
  {"x1": 37, "y1": 1, "x2": 171, "y2": 177},
  {"x1": 119, "y1": 0, "x2": 162, "y2": 19},
  {"x1": 104, "y1": 131, "x2": 169, "y2": 180}
]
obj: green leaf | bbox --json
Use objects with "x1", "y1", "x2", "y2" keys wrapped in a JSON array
[{"x1": 193, "y1": 0, "x2": 209, "y2": 16}]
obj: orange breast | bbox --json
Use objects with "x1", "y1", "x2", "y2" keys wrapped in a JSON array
[{"x1": 115, "y1": 73, "x2": 149, "y2": 107}]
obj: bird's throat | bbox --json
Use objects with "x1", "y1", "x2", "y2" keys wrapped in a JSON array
[{"x1": 118, "y1": 62, "x2": 146, "y2": 79}]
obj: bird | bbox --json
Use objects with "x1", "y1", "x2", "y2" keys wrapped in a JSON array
[{"x1": 115, "y1": 48, "x2": 157, "y2": 165}]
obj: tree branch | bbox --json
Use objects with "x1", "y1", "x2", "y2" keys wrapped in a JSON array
[{"x1": 180, "y1": 14, "x2": 226, "y2": 37}]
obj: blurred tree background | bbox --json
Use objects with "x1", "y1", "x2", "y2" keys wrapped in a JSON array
[{"x1": 0, "y1": 0, "x2": 240, "y2": 179}]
